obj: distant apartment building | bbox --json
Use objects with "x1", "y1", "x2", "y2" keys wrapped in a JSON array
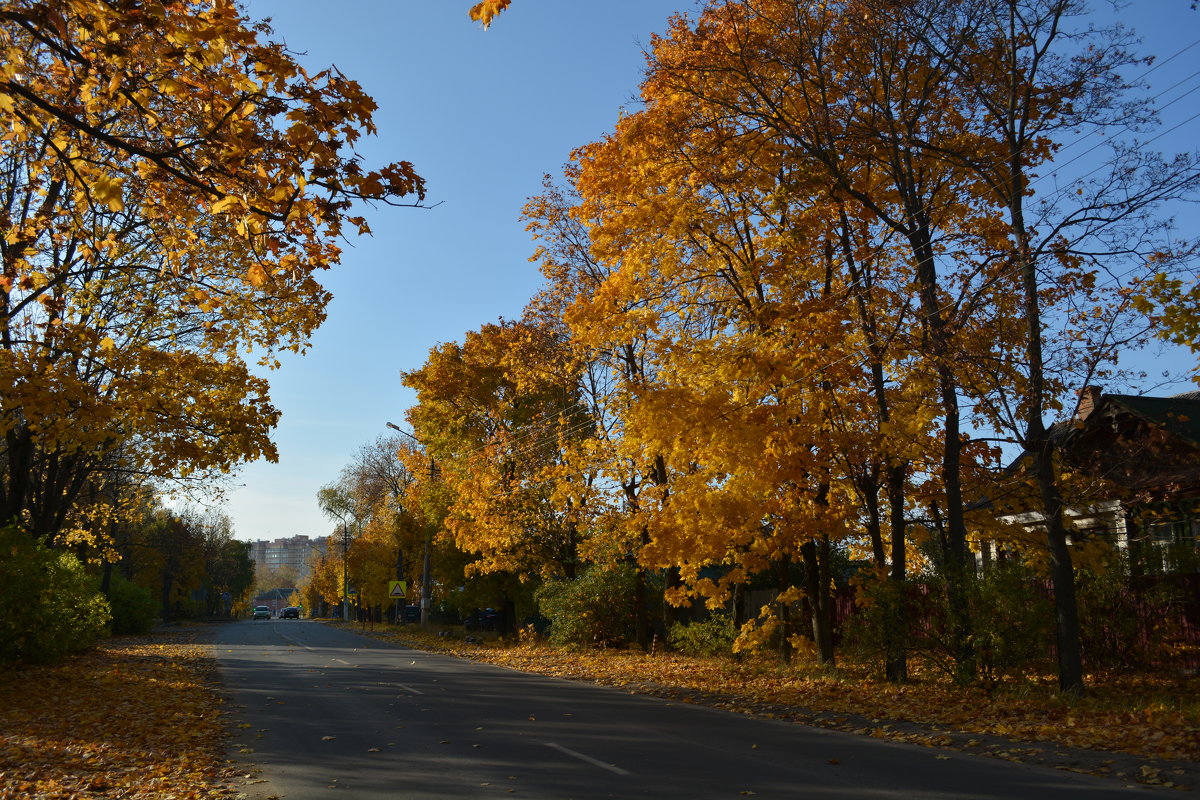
[{"x1": 248, "y1": 535, "x2": 329, "y2": 581}]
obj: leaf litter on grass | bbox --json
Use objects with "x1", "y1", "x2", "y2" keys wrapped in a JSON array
[{"x1": 0, "y1": 628, "x2": 238, "y2": 800}]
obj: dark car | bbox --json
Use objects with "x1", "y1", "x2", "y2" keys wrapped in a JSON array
[
  {"x1": 252, "y1": 605, "x2": 271, "y2": 620},
  {"x1": 280, "y1": 606, "x2": 301, "y2": 619},
  {"x1": 464, "y1": 607, "x2": 498, "y2": 631}
]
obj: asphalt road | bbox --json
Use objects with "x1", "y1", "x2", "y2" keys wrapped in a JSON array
[{"x1": 215, "y1": 620, "x2": 1169, "y2": 799}]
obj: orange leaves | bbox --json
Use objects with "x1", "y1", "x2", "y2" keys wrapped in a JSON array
[
  {"x1": 402, "y1": 318, "x2": 592, "y2": 579},
  {"x1": 246, "y1": 263, "x2": 269, "y2": 288},
  {"x1": 0, "y1": 0, "x2": 399, "y2": 530},
  {"x1": 0, "y1": 631, "x2": 236, "y2": 799},
  {"x1": 469, "y1": 0, "x2": 512, "y2": 29}
]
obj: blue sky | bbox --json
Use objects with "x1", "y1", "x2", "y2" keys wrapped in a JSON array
[
  {"x1": 225, "y1": 1, "x2": 686, "y2": 542},
  {"x1": 223, "y1": 1, "x2": 1199, "y2": 544}
]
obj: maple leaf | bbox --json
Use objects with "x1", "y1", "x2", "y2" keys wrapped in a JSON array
[
  {"x1": 90, "y1": 172, "x2": 125, "y2": 212},
  {"x1": 469, "y1": 0, "x2": 511, "y2": 29}
]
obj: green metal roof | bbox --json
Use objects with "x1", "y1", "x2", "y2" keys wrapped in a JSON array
[{"x1": 1105, "y1": 391, "x2": 1200, "y2": 449}]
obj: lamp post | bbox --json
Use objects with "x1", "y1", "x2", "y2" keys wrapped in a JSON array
[
  {"x1": 341, "y1": 522, "x2": 350, "y2": 623},
  {"x1": 387, "y1": 421, "x2": 435, "y2": 628}
]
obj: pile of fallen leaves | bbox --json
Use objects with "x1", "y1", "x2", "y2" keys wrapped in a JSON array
[
  {"x1": 345, "y1": 623, "x2": 1199, "y2": 790},
  {"x1": 0, "y1": 627, "x2": 235, "y2": 800}
]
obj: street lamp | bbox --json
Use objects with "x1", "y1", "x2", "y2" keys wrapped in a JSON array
[
  {"x1": 387, "y1": 421, "x2": 435, "y2": 628},
  {"x1": 341, "y1": 522, "x2": 351, "y2": 623}
]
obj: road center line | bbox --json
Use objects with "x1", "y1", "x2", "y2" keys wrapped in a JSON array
[
  {"x1": 545, "y1": 742, "x2": 630, "y2": 776},
  {"x1": 332, "y1": 658, "x2": 351, "y2": 665},
  {"x1": 394, "y1": 683, "x2": 425, "y2": 695},
  {"x1": 277, "y1": 633, "x2": 317, "y2": 651}
]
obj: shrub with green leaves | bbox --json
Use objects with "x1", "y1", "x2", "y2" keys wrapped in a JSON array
[
  {"x1": 848, "y1": 564, "x2": 1054, "y2": 685},
  {"x1": 968, "y1": 563, "x2": 1054, "y2": 684},
  {"x1": 668, "y1": 612, "x2": 737, "y2": 657},
  {"x1": 106, "y1": 574, "x2": 158, "y2": 635},
  {"x1": 535, "y1": 564, "x2": 637, "y2": 648},
  {"x1": 1075, "y1": 557, "x2": 1189, "y2": 670},
  {"x1": 0, "y1": 526, "x2": 112, "y2": 664},
  {"x1": 842, "y1": 576, "x2": 911, "y2": 672}
]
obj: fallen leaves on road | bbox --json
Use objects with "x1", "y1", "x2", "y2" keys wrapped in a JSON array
[
  {"x1": 351, "y1": 624, "x2": 1198, "y2": 790},
  {"x1": 0, "y1": 628, "x2": 235, "y2": 799}
]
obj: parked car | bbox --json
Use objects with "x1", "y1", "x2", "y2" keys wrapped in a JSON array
[
  {"x1": 464, "y1": 607, "x2": 498, "y2": 631},
  {"x1": 280, "y1": 606, "x2": 301, "y2": 619},
  {"x1": 252, "y1": 605, "x2": 271, "y2": 620}
]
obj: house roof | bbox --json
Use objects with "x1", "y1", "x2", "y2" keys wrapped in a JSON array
[
  {"x1": 989, "y1": 388, "x2": 1200, "y2": 510},
  {"x1": 1008, "y1": 388, "x2": 1200, "y2": 478},
  {"x1": 1103, "y1": 392, "x2": 1200, "y2": 449}
]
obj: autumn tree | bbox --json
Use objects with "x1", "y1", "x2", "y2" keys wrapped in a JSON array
[
  {"x1": 135, "y1": 509, "x2": 203, "y2": 623},
  {"x1": 884, "y1": 0, "x2": 1200, "y2": 695},
  {"x1": 531, "y1": 0, "x2": 1196, "y2": 685},
  {"x1": 538, "y1": 0, "x2": 1005, "y2": 669},
  {"x1": 300, "y1": 549, "x2": 342, "y2": 617},
  {"x1": 402, "y1": 318, "x2": 598, "y2": 632},
  {"x1": 188, "y1": 507, "x2": 252, "y2": 616},
  {"x1": 0, "y1": 0, "x2": 425, "y2": 545},
  {"x1": 524, "y1": 176, "x2": 687, "y2": 649},
  {"x1": 319, "y1": 434, "x2": 424, "y2": 620},
  {"x1": 316, "y1": 480, "x2": 362, "y2": 615}
]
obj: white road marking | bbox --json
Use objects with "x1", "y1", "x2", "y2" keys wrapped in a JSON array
[
  {"x1": 277, "y1": 633, "x2": 317, "y2": 651},
  {"x1": 394, "y1": 683, "x2": 425, "y2": 695},
  {"x1": 545, "y1": 742, "x2": 630, "y2": 775},
  {"x1": 332, "y1": 658, "x2": 351, "y2": 665}
]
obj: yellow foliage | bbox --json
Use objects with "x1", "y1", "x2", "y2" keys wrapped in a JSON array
[
  {"x1": 469, "y1": 0, "x2": 512, "y2": 29},
  {"x1": 0, "y1": 0, "x2": 422, "y2": 535}
]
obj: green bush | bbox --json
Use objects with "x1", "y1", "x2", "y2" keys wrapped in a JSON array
[
  {"x1": 842, "y1": 576, "x2": 911, "y2": 673},
  {"x1": 106, "y1": 574, "x2": 158, "y2": 635},
  {"x1": 848, "y1": 564, "x2": 1054, "y2": 685},
  {"x1": 906, "y1": 564, "x2": 1052, "y2": 684},
  {"x1": 536, "y1": 564, "x2": 637, "y2": 648},
  {"x1": 968, "y1": 563, "x2": 1054, "y2": 684},
  {"x1": 1075, "y1": 559, "x2": 1186, "y2": 670},
  {"x1": 668, "y1": 612, "x2": 737, "y2": 657},
  {"x1": 0, "y1": 526, "x2": 112, "y2": 664}
]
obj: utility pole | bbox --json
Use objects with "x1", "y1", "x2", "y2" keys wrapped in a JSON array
[
  {"x1": 420, "y1": 522, "x2": 433, "y2": 627},
  {"x1": 341, "y1": 522, "x2": 350, "y2": 623},
  {"x1": 394, "y1": 546, "x2": 404, "y2": 625}
]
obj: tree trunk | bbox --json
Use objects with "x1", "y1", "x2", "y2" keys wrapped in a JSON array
[
  {"x1": 1011, "y1": 139, "x2": 1085, "y2": 693},
  {"x1": 907, "y1": 223, "x2": 975, "y2": 683},
  {"x1": 885, "y1": 463, "x2": 909, "y2": 682},
  {"x1": 661, "y1": 565, "x2": 683, "y2": 647},
  {"x1": 775, "y1": 556, "x2": 794, "y2": 664},
  {"x1": 633, "y1": 562, "x2": 651, "y2": 651},
  {"x1": 800, "y1": 538, "x2": 836, "y2": 668},
  {"x1": 160, "y1": 571, "x2": 174, "y2": 624}
]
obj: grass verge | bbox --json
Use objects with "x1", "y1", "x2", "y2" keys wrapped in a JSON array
[{"x1": 0, "y1": 626, "x2": 236, "y2": 800}]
